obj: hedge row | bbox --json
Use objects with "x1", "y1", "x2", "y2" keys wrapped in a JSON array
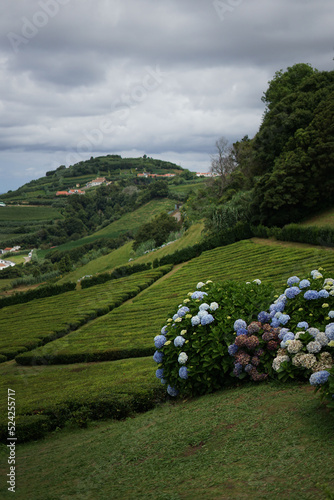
[
  {"x1": 0, "y1": 388, "x2": 166, "y2": 443},
  {"x1": 81, "y1": 262, "x2": 152, "y2": 289},
  {"x1": 253, "y1": 224, "x2": 334, "y2": 247},
  {"x1": 16, "y1": 346, "x2": 156, "y2": 366},
  {"x1": 0, "y1": 357, "x2": 166, "y2": 443},
  {"x1": 0, "y1": 281, "x2": 76, "y2": 310}
]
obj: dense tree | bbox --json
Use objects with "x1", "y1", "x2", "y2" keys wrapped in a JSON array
[
  {"x1": 133, "y1": 212, "x2": 180, "y2": 250},
  {"x1": 252, "y1": 88, "x2": 334, "y2": 225}
]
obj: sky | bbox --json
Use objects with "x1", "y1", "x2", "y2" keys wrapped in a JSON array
[{"x1": 0, "y1": 0, "x2": 333, "y2": 194}]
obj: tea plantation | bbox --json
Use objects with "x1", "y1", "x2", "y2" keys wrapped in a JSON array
[{"x1": 1, "y1": 238, "x2": 334, "y2": 443}]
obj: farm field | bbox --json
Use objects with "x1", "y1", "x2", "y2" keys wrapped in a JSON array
[
  {"x1": 0, "y1": 266, "x2": 171, "y2": 361},
  {"x1": 21, "y1": 238, "x2": 334, "y2": 366},
  {"x1": 0, "y1": 206, "x2": 62, "y2": 222}
]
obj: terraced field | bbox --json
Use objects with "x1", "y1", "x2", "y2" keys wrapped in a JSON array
[
  {"x1": 0, "y1": 266, "x2": 171, "y2": 361},
  {"x1": 20, "y1": 239, "x2": 334, "y2": 365}
]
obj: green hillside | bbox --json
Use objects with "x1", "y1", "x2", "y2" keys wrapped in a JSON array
[{"x1": 1, "y1": 155, "x2": 186, "y2": 204}]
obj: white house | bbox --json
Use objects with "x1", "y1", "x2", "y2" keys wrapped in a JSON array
[{"x1": 0, "y1": 259, "x2": 15, "y2": 270}]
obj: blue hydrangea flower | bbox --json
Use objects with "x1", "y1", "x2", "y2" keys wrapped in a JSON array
[
  {"x1": 278, "y1": 328, "x2": 290, "y2": 340},
  {"x1": 153, "y1": 351, "x2": 164, "y2": 363},
  {"x1": 285, "y1": 286, "x2": 301, "y2": 299},
  {"x1": 283, "y1": 332, "x2": 295, "y2": 342},
  {"x1": 297, "y1": 321, "x2": 309, "y2": 330},
  {"x1": 279, "y1": 314, "x2": 290, "y2": 325},
  {"x1": 177, "y1": 306, "x2": 190, "y2": 317},
  {"x1": 234, "y1": 319, "x2": 247, "y2": 331},
  {"x1": 309, "y1": 371, "x2": 330, "y2": 386},
  {"x1": 191, "y1": 291, "x2": 208, "y2": 300},
  {"x1": 270, "y1": 301, "x2": 285, "y2": 313},
  {"x1": 174, "y1": 336, "x2": 186, "y2": 347},
  {"x1": 191, "y1": 315, "x2": 201, "y2": 326},
  {"x1": 258, "y1": 311, "x2": 270, "y2": 323},
  {"x1": 244, "y1": 364, "x2": 253, "y2": 373},
  {"x1": 329, "y1": 311, "x2": 334, "y2": 319},
  {"x1": 201, "y1": 314, "x2": 214, "y2": 326},
  {"x1": 270, "y1": 318, "x2": 280, "y2": 328},
  {"x1": 319, "y1": 289, "x2": 330, "y2": 298},
  {"x1": 172, "y1": 313, "x2": 179, "y2": 321},
  {"x1": 179, "y1": 366, "x2": 188, "y2": 380},
  {"x1": 287, "y1": 276, "x2": 300, "y2": 287},
  {"x1": 325, "y1": 324, "x2": 334, "y2": 341},
  {"x1": 228, "y1": 344, "x2": 239, "y2": 356},
  {"x1": 304, "y1": 290, "x2": 319, "y2": 300},
  {"x1": 167, "y1": 385, "x2": 179, "y2": 396},
  {"x1": 154, "y1": 335, "x2": 166, "y2": 349},
  {"x1": 199, "y1": 303, "x2": 210, "y2": 311},
  {"x1": 161, "y1": 325, "x2": 168, "y2": 335},
  {"x1": 156, "y1": 368, "x2": 164, "y2": 379},
  {"x1": 236, "y1": 328, "x2": 248, "y2": 336},
  {"x1": 299, "y1": 279, "x2": 311, "y2": 289},
  {"x1": 198, "y1": 310, "x2": 209, "y2": 319}
]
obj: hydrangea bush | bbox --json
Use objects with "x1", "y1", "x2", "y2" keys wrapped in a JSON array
[
  {"x1": 154, "y1": 279, "x2": 275, "y2": 396},
  {"x1": 154, "y1": 269, "x2": 334, "y2": 412},
  {"x1": 262, "y1": 268, "x2": 334, "y2": 382}
]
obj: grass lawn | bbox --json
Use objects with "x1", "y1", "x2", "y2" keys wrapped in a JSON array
[{"x1": 0, "y1": 381, "x2": 333, "y2": 499}]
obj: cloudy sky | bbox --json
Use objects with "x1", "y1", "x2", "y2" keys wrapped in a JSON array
[{"x1": 0, "y1": 0, "x2": 333, "y2": 193}]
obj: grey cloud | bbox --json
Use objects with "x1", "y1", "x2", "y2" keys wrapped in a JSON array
[{"x1": 0, "y1": 0, "x2": 333, "y2": 193}]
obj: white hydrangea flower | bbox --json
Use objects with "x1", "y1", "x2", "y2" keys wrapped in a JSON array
[
  {"x1": 306, "y1": 341, "x2": 322, "y2": 354},
  {"x1": 315, "y1": 332, "x2": 329, "y2": 347},
  {"x1": 272, "y1": 355, "x2": 290, "y2": 371},
  {"x1": 286, "y1": 340, "x2": 303, "y2": 354},
  {"x1": 178, "y1": 352, "x2": 188, "y2": 365}
]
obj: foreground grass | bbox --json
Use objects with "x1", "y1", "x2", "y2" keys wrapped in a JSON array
[{"x1": 0, "y1": 381, "x2": 333, "y2": 499}]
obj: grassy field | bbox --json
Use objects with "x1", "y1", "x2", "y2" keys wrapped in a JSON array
[
  {"x1": 0, "y1": 380, "x2": 333, "y2": 500},
  {"x1": 0, "y1": 206, "x2": 62, "y2": 222}
]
